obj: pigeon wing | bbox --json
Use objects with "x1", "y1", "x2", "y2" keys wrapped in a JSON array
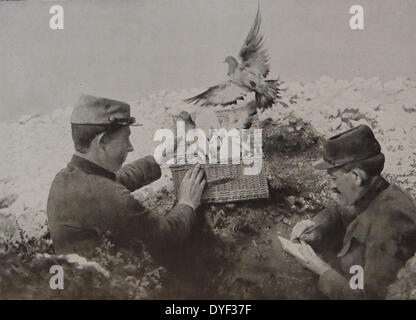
[
  {"x1": 238, "y1": 6, "x2": 270, "y2": 78},
  {"x1": 185, "y1": 81, "x2": 247, "y2": 107}
]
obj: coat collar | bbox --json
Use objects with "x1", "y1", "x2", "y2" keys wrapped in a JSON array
[{"x1": 70, "y1": 155, "x2": 116, "y2": 181}]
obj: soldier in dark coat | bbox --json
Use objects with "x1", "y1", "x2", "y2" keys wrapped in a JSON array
[
  {"x1": 47, "y1": 94, "x2": 206, "y2": 259},
  {"x1": 290, "y1": 125, "x2": 416, "y2": 299}
]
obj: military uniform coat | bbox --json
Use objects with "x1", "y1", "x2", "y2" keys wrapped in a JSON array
[
  {"x1": 312, "y1": 176, "x2": 416, "y2": 299},
  {"x1": 47, "y1": 155, "x2": 195, "y2": 258}
]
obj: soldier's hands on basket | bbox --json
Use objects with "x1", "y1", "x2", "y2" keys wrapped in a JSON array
[{"x1": 178, "y1": 164, "x2": 207, "y2": 210}]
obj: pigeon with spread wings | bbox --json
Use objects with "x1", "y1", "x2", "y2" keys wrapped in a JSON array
[{"x1": 185, "y1": 5, "x2": 283, "y2": 118}]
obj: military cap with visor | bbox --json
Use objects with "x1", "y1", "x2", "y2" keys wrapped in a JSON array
[{"x1": 71, "y1": 94, "x2": 142, "y2": 126}]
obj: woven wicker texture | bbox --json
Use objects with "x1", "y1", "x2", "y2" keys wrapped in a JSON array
[{"x1": 170, "y1": 161, "x2": 269, "y2": 204}]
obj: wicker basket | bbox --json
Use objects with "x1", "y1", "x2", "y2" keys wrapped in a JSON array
[
  {"x1": 215, "y1": 107, "x2": 244, "y2": 127},
  {"x1": 170, "y1": 159, "x2": 269, "y2": 204}
]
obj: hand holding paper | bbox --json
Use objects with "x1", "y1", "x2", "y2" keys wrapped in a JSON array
[{"x1": 279, "y1": 236, "x2": 331, "y2": 276}]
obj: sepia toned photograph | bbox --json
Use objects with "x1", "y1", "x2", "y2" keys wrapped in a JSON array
[{"x1": 0, "y1": 0, "x2": 416, "y2": 305}]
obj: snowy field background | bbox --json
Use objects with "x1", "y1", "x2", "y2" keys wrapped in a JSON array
[{"x1": 0, "y1": 76, "x2": 415, "y2": 244}]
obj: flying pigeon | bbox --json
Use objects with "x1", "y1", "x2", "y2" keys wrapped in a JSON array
[{"x1": 185, "y1": 5, "x2": 283, "y2": 114}]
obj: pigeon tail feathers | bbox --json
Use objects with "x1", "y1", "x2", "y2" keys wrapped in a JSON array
[{"x1": 255, "y1": 79, "x2": 281, "y2": 110}]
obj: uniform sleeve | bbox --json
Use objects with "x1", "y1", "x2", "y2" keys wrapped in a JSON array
[
  {"x1": 318, "y1": 268, "x2": 370, "y2": 300},
  {"x1": 115, "y1": 155, "x2": 162, "y2": 191},
  {"x1": 313, "y1": 204, "x2": 342, "y2": 233},
  {"x1": 310, "y1": 204, "x2": 344, "y2": 249},
  {"x1": 91, "y1": 181, "x2": 196, "y2": 249},
  {"x1": 318, "y1": 208, "x2": 416, "y2": 300}
]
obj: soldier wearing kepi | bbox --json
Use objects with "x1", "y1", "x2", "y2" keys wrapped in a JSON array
[
  {"x1": 290, "y1": 125, "x2": 416, "y2": 299},
  {"x1": 47, "y1": 94, "x2": 206, "y2": 259}
]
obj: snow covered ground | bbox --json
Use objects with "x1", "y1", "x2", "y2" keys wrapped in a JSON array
[{"x1": 0, "y1": 76, "x2": 415, "y2": 243}]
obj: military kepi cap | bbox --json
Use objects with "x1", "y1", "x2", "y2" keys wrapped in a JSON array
[
  {"x1": 314, "y1": 125, "x2": 381, "y2": 170},
  {"x1": 71, "y1": 94, "x2": 142, "y2": 126}
]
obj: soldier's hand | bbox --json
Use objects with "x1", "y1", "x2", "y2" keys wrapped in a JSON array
[
  {"x1": 178, "y1": 164, "x2": 206, "y2": 210},
  {"x1": 290, "y1": 219, "x2": 320, "y2": 244}
]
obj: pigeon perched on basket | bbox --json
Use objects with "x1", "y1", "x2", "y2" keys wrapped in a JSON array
[{"x1": 185, "y1": 5, "x2": 285, "y2": 127}]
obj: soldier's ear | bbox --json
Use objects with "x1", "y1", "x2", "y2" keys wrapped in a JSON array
[
  {"x1": 95, "y1": 132, "x2": 107, "y2": 150},
  {"x1": 351, "y1": 168, "x2": 368, "y2": 186}
]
